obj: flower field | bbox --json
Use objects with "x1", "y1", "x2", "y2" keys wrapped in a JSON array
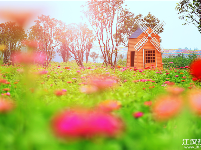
[{"x1": 0, "y1": 60, "x2": 201, "y2": 150}]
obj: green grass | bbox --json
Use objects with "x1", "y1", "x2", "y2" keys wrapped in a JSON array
[{"x1": 0, "y1": 61, "x2": 200, "y2": 150}]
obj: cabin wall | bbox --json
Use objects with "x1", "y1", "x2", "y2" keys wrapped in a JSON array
[{"x1": 156, "y1": 50, "x2": 163, "y2": 69}]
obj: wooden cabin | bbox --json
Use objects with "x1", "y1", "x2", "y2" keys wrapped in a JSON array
[{"x1": 126, "y1": 27, "x2": 163, "y2": 69}]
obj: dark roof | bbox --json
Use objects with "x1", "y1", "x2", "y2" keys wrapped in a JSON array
[{"x1": 129, "y1": 27, "x2": 147, "y2": 39}]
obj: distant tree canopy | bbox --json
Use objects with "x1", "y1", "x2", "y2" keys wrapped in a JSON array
[
  {"x1": 114, "y1": 11, "x2": 164, "y2": 47},
  {"x1": 65, "y1": 23, "x2": 94, "y2": 67},
  {"x1": 175, "y1": 0, "x2": 201, "y2": 33},
  {"x1": 28, "y1": 15, "x2": 59, "y2": 66},
  {"x1": 90, "y1": 51, "x2": 99, "y2": 62},
  {"x1": 83, "y1": 0, "x2": 124, "y2": 67},
  {"x1": 0, "y1": 21, "x2": 26, "y2": 64},
  {"x1": 54, "y1": 20, "x2": 72, "y2": 63}
]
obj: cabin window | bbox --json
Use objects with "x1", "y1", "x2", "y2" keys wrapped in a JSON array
[{"x1": 145, "y1": 50, "x2": 155, "y2": 63}]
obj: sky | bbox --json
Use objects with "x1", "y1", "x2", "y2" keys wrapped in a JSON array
[{"x1": 0, "y1": 0, "x2": 201, "y2": 62}]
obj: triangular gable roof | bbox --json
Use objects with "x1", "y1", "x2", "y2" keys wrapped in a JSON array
[{"x1": 129, "y1": 27, "x2": 147, "y2": 39}]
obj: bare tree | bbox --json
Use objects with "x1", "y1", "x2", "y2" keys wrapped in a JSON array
[
  {"x1": 82, "y1": 0, "x2": 124, "y2": 67},
  {"x1": 90, "y1": 51, "x2": 99, "y2": 62}
]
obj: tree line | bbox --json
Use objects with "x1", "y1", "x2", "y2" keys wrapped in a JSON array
[{"x1": 0, "y1": 0, "x2": 200, "y2": 67}]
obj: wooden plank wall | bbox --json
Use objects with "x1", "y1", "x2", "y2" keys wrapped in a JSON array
[{"x1": 156, "y1": 50, "x2": 163, "y2": 69}]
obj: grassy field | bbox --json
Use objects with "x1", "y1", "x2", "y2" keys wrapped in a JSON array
[{"x1": 0, "y1": 61, "x2": 201, "y2": 150}]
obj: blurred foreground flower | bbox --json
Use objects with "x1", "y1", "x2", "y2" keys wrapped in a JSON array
[
  {"x1": 0, "y1": 9, "x2": 39, "y2": 27},
  {"x1": 12, "y1": 52, "x2": 46, "y2": 65},
  {"x1": 152, "y1": 95, "x2": 183, "y2": 121},
  {"x1": 80, "y1": 85, "x2": 98, "y2": 94},
  {"x1": 0, "y1": 98, "x2": 14, "y2": 113},
  {"x1": 80, "y1": 75, "x2": 118, "y2": 93},
  {"x1": 51, "y1": 108, "x2": 123, "y2": 139},
  {"x1": 38, "y1": 70, "x2": 48, "y2": 75},
  {"x1": 97, "y1": 100, "x2": 121, "y2": 112},
  {"x1": 144, "y1": 101, "x2": 152, "y2": 106},
  {"x1": 166, "y1": 86, "x2": 184, "y2": 96},
  {"x1": 55, "y1": 89, "x2": 67, "y2": 96},
  {"x1": 133, "y1": 112, "x2": 143, "y2": 118},
  {"x1": 187, "y1": 89, "x2": 201, "y2": 115},
  {"x1": 190, "y1": 59, "x2": 201, "y2": 81}
]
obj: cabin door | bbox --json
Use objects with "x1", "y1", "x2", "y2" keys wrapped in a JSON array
[
  {"x1": 144, "y1": 49, "x2": 156, "y2": 68},
  {"x1": 130, "y1": 51, "x2": 135, "y2": 67}
]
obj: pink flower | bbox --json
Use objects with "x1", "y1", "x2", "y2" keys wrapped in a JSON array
[
  {"x1": 55, "y1": 90, "x2": 66, "y2": 96},
  {"x1": 0, "y1": 98, "x2": 14, "y2": 113},
  {"x1": 62, "y1": 89, "x2": 67, "y2": 92},
  {"x1": 166, "y1": 86, "x2": 184, "y2": 95},
  {"x1": 0, "y1": 9, "x2": 38, "y2": 27},
  {"x1": 80, "y1": 85, "x2": 98, "y2": 94},
  {"x1": 6, "y1": 92, "x2": 10, "y2": 96},
  {"x1": 97, "y1": 100, "x2": 121, "y2": 112},
  {"x1": 152, "y1": 95, "x2": 182, "y2": 121},
  {"x1": 140, "y1": 79, "x2": 146, "y2": 82},
  {"x1": 164, "y1": 81, "x2": 170, "y2": 84},
  {"x1": 12, "y1": 52, "x2": 46, "y2": 65},
  {"x1": 144, "y1": 101, "x2": 152, "y2": 106},
  {"x1": 86, "y1": 75, "x2": 118, "y2": 92},
  {"x1": 51, "y1": 108, "x2": 123, "y2": 139},
  {"x1": 169, "y1": 62, "x2": 173, "y2": 64},
  {"x1": 175, "y1": 75, "x2": 179, "y2": 77},
  {"x1": 133, "y1": 112, "x2": 143, "y2": 118},
  {"x1": 188, "y1": 89, "x2": 201, "y2": 115},
  {"x1": 38, "y1": 70, "x2": 48, "y2": 75}
]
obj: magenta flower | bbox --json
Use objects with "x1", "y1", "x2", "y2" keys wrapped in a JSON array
[
  {"x1": 133, "y1": 112, "x2": 143, "y2": 118},
  {"x1": 164, "y1": 81, "x2": 170, "y2": 84},
  {"x1": 62, "y1": 89, "x2": 67, "y2": 92},
  {"x1": 175, "y1": 75, "x2": 179, "y2": 77},
  {"x1": 6, "y1": 92, "x2": 10, "y2": 96},
  {"x1": 51, "y1": 108, "x2": 123, "y2": 139}
]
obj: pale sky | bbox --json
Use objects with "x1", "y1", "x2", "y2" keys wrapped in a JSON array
[{"x1": 0, "y1": 0, "x2": 201, "y2": 62}]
